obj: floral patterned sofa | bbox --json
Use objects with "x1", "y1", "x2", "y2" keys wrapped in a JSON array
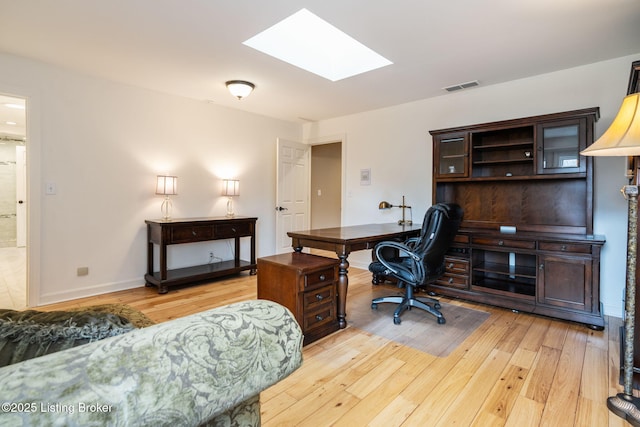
[{"x1": 0, "y1": 299, "x2": 303, "y2": 426}]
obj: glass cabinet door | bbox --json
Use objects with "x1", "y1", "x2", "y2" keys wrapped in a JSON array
[
  {"x1": 435, "y1": 133, "x2": 468, "y2": 178},
  {"x1": 536, "y1": 119, "x2": 587, "y2": 174}
]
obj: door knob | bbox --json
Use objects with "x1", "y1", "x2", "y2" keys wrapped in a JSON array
[
  {"x1": 17, "y1": 200, "x2": 24, "y2": 204},
  {"x1": 275, "y1": 206, "x2": 288, "y2": 211}
]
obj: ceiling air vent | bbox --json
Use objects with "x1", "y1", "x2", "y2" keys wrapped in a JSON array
[{"x1": 443, "y1": 80, "x2": 480, "y2": 92}]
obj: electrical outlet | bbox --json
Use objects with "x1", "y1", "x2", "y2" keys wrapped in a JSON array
[{"x1": 77, "y1": 267, "x2": 89, "y2": 276}]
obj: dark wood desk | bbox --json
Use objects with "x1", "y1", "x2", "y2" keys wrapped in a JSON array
[{"x1": 288, "y1": 223, "x2": 422, "y2": 328}]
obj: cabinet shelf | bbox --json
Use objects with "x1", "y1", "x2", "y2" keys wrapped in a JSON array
[
  {"x1": 472, "y1": 278, "x2": 536, "y2": 298},
  {"x1": 473, "y1": 141, "x2": 533, "y2": 150},
  {"x1": 473, "y1": 158, "x2": 533, "y2": 165},
  {"x1": 473, "y1": 262, "x2": 537, "y2": 279}
]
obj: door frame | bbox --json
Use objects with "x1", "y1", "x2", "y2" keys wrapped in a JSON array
[{"x1": 0, "y1": 83, "x2": 42, "y2": 307}]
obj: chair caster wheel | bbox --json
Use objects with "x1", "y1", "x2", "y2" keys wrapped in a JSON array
[
  {"x1": 434, "y1": 303, "x2": 441, "y2": 309},
  {"x1": 437, "y1": 317, "x2": 446, "y2": 325},
  {"x1": 371, "y1": 303, "x2": 378, "y2": 310},
  {"x1": 393, "y1": 317, "x2": 401, "y2": 325}
]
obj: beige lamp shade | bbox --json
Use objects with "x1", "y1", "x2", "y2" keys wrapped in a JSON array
[
  {"x1": 156, "y1": 175, "x2": 178, "y2": 195},
  {"x1": 222, "y1": 179, "x2": 240, "y2": 197},
  {"x1": 581, "y1": 93, "x2": 640, "y2": 157}
]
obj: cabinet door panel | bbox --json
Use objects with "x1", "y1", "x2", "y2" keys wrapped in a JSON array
[
  {"x1": 538, "y1": 254, "x2": 592, "y2": 310},
  {"x1": 536, "y1": 118, "x2": 587, "y2": 174}
]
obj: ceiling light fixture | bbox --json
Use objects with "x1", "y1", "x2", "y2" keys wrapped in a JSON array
[{"x1": 226, "y1": 80, "x2": 255, "y2": 100}]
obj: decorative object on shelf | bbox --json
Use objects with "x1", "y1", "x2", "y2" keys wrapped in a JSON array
[
  {"x1": 225, "y1": 80, "x2": 255, "y2": 100},
  {"x1": 155, "y1": 175, "x2": 177, "y2": 220},
  {"x1": 222, "y1": 179, "x2": 240, "y2": 218},
  {"x1": 581, "y1": 92, "x2": 640, "y2": 426},
  {"x1": 379, "y1": 195, "x2": 412, "y2": 225}
]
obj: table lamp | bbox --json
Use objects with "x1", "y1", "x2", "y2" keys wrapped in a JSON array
[
  {"x1": 222, "y1": 179, "x2": 239, "y2": 217},
  {"x1": 581, "y1": 92, "x2": 640, "y2": 426},
  {"x1": 378, "y1": 195, "x2": 412, "y2": 225},
  {"x1": 156, "y1": 175, "x2": 177, "y2": 220}
]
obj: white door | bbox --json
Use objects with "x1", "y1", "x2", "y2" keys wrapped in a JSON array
[
  {"x1": 275, "y1": 138, "x2": 309, "y2": 253},
  {"x1": 16, "y1": 145, "x2": 26, "y2": 247}
]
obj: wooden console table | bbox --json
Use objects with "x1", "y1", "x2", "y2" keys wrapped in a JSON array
[
  {"x1": 145, "y1": 217, "x2": 257, "y2": 294},
  {"x1": 288, "y1": 223, "x2": 422, "y2": 328}
]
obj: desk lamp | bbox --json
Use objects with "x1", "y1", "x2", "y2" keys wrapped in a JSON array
[
  {"x1": 379, "y1": 195, "x2": 412, "y2": 225},
  {"x1": 581, "y1": 92, "x2": 640, "y2": 426},
  {"x1": 156, "y1": 175, "x2": 177, "y2": 220}
]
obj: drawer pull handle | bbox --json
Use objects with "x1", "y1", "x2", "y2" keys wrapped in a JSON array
[
  {"x1": 539, "y1": 264, "x2": 544, "y2": 270},
  {"x1": 192, "y1": 231, "x2": 197, "y2": 236},
  {"x1": 319, "y1": 274, "x2": 326, "y2": 281},
  {"x1": 315, "y1": 315, "x2": 324, "y2": 321},
  {"x1": 315, "y1": 294, "x2": 324, "y2": 301},
  {"x1": 448, "y1": 277, "x2": 454, "y2": 284},
  {"x1": 448, "y1": 263, "x2": 454, "y2": 269},
  {"x1": 498, "y1": 240, "x2": 504, "y2": 246},
  {"x1": 561, "y1": 245, "x2": 567, "y2": 251},
  {"x1": 232, "y1": 227, "x2": 236, "y2": 233}
]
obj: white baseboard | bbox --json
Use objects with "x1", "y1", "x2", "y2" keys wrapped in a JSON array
[{"x1": 36, "y1": 278, "x2": 144, "y2": 307}]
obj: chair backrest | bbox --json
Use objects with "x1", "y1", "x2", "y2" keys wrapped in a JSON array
[{"x1": 413, "y1": 203, "x2": 463, "y2": 282}]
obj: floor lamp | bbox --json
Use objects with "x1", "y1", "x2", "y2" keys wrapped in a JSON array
[{"x1": 581, "y1": 92, "x2": 640, "y2": 426}]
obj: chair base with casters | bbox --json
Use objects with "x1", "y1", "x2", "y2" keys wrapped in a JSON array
[{"x1": 371, "y1": 283, "x2": 445, "y2": 325}]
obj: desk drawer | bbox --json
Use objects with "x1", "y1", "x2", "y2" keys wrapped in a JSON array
[
  {"x1": 472, "y1": 237, "x2": 535, "y2": 250},
  {"x1": 215, "y1": 222, "x2": 253, "y2": 238},
  {"x1": 303, "y1": 284, "x2": 335, "y2": 311},
  {"x1": 435, "y1": 274, "x2": 468, "y2": 289},
  {"x1": 169, "y1": 225, "x2": 214, "y2": 243},
  {"x1": 304, "y1": 267, "x2": 336, "y2": 289},
  {"x1": 539, "y1": 241, "x2": 591, "y2": 254},
  {"x1": 445, "y1": 257, "x2": 469, "y2": 274},
  {"x1": 303, "y1": 302, "x2": 336, "y2": 332}
]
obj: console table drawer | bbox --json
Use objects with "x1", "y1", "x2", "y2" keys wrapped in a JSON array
[
  {"x1": 539, "y1": 241, "x2": 591, "y2": 254},
  {"x1": 170, "y1": 225, "x2": 214, "y2": 243},
  {"x1": 472, "y1": 237, "x2": 535, "y2": 250},
  {"x1": 214, "y1": 222, "x2": 253, "y2": 238}
]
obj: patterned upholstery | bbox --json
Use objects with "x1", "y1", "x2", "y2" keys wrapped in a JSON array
[{"x1": 0, "y1": 299, "x2": 303, "y2": 426}]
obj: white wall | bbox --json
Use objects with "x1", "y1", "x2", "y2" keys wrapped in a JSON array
[
  {"x1": 304, "y1": 53, "x2": 640, "y2": 318},
  {"x1": 1, "y1": 50, "x2": 637, "y2": 317},
  {"x1": 0, "y1": 53, "x2": 301, "y2": 305}
]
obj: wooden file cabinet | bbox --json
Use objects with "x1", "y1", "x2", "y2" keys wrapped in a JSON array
[{"x1": 257, "y1": 252, "x2": 340, "y2": 345}]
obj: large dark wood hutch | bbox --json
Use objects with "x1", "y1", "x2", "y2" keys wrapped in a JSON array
[{"x1": 430, "y1": 107, "x2": 606, "y2": 329}]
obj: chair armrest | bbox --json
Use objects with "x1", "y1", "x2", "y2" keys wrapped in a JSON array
[{"x1": 0, "y1": 300, "x2": 303, "y2": 427}]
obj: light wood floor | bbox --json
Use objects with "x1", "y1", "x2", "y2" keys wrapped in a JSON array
[{"x1": 37, "y1": 267, "x2": 630, "y2": 427}]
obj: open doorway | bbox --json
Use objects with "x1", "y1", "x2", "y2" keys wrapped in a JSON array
[
  {"x1": 310, "y1": 142, "x2": 342, "y2": 229},
  {"x1": 0, "y1": 94, "x2": 27, "y2": 309}
]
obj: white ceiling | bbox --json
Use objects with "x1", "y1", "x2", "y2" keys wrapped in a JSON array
[{"x1": 0, "y1": 0, "x2": 639, "y2": 124}]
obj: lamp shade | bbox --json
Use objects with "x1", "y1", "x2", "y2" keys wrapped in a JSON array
[
  {"x1": 222, "y1": 179, "x2": 239, "y2": 197},
  {"x1": 156, "y1": 175, "x2": 177, "y2": 195},
  {"x1": 226, "y1": 80, "x2": 255, "y2": 100},
  {"x1": 581, "y1": 93, "x2": 640, "y2": 157},
  {"x1": 378, "y1": 201, "x2": 393, "y2": 209}
]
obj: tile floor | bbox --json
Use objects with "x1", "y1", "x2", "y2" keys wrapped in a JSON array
[{"x1": 0, "y1": 246, "x2": 26, "y2": 310}]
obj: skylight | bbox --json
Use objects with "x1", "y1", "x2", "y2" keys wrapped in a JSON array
[{"x1": 243, "y1": 9, "x2": 392, "y2": 82}]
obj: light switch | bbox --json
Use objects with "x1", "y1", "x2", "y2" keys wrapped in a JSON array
[{"x1": 45, "y1": 182, "x2": 57, "y2": 195}]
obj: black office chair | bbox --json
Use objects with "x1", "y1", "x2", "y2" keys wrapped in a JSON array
[{"x1": 368, "y1": 203, "x2": 463, "y2": 325}]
